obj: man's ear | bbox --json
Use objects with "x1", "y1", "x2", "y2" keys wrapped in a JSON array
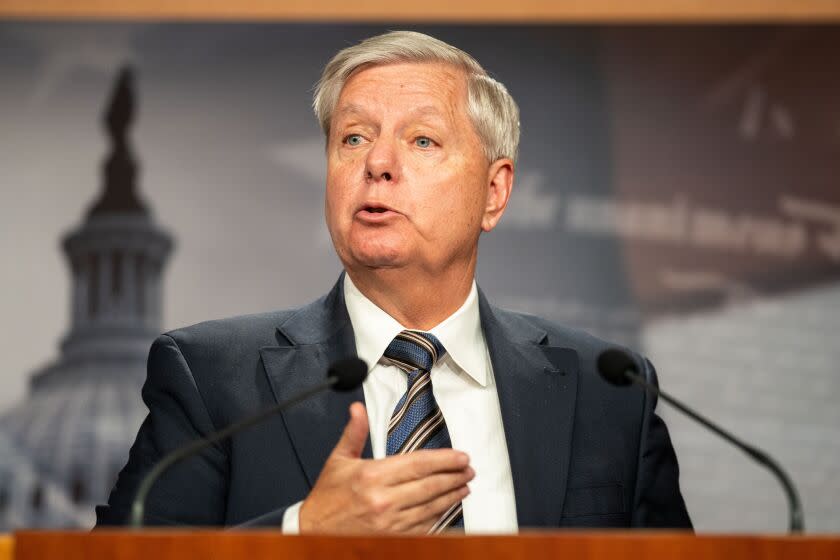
[{"x1": 481, "y1": 158, "x2": 514, "y2": 232}]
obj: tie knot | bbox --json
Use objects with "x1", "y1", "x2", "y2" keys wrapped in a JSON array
[{"x1": 383, "y1": 330, "x2": 446, "y2": 374}]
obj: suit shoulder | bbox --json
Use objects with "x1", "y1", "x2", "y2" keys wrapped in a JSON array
[
  {"x1": 163, "y1": 309, "x2": 294, "y2": 350},
  {"x1": 157, "y1": 306, "x2": 309, "y2": 380},
  {"x1": 492, "y1": 305, "x2": 625, "y2": 351},
  {"x1": 490, "y1": 305, "x2": 649, "y2": 373}
]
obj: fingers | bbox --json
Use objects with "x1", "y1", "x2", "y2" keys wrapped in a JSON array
[
  {"x1": 387, "y1": 467, "x2": 474, "y2": 510},
  {"x1": 375, "y1": 449, "x2": 470, "y2": 485},
  {"x1": 331, "y1": 402, "x2": 370, "y2": 459},
  {"x1": 315, "y1": 404, "x2": 472, "y2": 534},
  {"x1": 397, "y1": 484, "x2": 471, "y2": 533}
]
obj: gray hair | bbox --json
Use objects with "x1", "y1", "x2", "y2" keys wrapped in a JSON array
[{"x1": 313, "y1": 31, "x2": 520, "y2": 163}]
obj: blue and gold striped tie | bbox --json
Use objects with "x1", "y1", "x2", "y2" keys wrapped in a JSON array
[{"x1": 383, "y1": 330, "x2": 464, "y2": 532}]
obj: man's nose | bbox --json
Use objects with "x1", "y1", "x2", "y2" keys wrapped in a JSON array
[{"x1": 364, "y1": 137, "x2": 400, "y2": 183}]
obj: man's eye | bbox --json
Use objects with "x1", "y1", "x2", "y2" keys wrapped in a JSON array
[
  {"x1": 415, "y1": 136, "x2": 434, "y2": 148},
  {"x1": 344, "y1": 134, "x2": 364, "y2": 146}
]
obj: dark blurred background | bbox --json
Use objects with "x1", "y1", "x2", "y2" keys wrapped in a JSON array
[{"x1": 0, "y1": 16, "x2": 838, "y2": 533}]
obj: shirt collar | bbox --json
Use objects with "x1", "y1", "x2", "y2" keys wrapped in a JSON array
[{"x1": 343, "y1": 273, "x2": 488, "y2": 387}]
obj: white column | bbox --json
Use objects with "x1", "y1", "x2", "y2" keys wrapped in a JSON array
[
  {"x1": 98, "y1": 251, "x2": 111, "y2": 323},
  {"x1": 123, "y1": 252, "x2": 136, "y2": 321}
]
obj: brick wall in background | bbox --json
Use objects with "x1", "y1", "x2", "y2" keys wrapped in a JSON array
[{"x1": 643, "y1": 282, "x2": 840, "y2": 533}]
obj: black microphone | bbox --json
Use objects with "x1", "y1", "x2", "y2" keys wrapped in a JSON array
[
  {"x1": 597, "y1": 348, "x2": 804, "y2": 533},
  {"x1": 129, "y1": 357, "x2": 368, "y2": 528}
]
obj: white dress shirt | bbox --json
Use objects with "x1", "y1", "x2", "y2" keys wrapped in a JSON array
[{"x1": 283, "y1": 274, "x2": 518, "y2": 533}]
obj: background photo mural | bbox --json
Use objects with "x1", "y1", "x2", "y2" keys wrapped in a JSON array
[{"x1": 0, "y1": 22, "x2": 838, "y2": 532}]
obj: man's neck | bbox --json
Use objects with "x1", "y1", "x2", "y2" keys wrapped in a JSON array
[{"x1": 345, "y1": 264, "x2": 475, "y2": 331}]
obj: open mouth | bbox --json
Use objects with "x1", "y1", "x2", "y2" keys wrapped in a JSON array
[{"x1": 357, "y1": 204, "x2": 398, "y2": 222}]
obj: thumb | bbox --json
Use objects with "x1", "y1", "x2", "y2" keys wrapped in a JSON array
[{"x1": 331, "y1": 402, "x2": 369, "y2": 459}]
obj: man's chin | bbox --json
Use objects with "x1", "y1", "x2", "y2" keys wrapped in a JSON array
[{"x1": 348, "y1": 248, "x2": 409, "y2": 270}]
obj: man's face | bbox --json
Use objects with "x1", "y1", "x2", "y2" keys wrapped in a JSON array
[{"x1": 325, "y1": 62, "x2": 502, "y2": 276}]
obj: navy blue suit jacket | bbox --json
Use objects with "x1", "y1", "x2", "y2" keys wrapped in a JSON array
[{"x1": 96, "y1": 275, "x2": 692, "y2": 529}]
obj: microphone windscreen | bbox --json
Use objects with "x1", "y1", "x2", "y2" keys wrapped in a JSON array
[
  {"x1": 597, "y1": 348, "x2": 637, "y2": 386},
  {"x1": 328, "y1": 357, "x2": 368, "y2": 391}
]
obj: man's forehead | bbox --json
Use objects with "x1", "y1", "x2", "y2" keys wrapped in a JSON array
[
  {"x1": 335, "y1": 62, "x2": 465, "y2": 110},
  {"x1": 335, "y1": 102, "x2": 450, "y2": 119}
]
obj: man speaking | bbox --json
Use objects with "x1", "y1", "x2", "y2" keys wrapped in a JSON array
[{"x1": 96, "y1": 31, "x2": 692, "y2": 532}]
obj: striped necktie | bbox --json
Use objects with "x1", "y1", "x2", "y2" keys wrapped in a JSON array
[{"x1": 383, "y1": 330, "x2": 464, "y2": 532}]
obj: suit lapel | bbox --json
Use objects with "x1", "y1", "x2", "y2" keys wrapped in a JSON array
[
  {"x1": 479, "y1": 291, "x2": 579, "y2": 527},
  {"x1": 259, "y1": 276, "x2": 372, "y2": 489}
]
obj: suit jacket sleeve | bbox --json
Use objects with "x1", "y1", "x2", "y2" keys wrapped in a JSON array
[
  {"x1": 95, "y1": 334, "x2": 233, "y2": 526},
  {"x1": 631, "y1": 357, "x2": 693, "y2": 529}
]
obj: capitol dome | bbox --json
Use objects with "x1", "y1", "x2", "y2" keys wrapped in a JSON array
[{"x1": 0, "y1": 66, "x2": 173, "y2": 529}]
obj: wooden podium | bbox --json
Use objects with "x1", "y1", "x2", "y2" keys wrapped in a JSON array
[{"x1": 5, "y1": 531, "x2": 840, "y2": 559}]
